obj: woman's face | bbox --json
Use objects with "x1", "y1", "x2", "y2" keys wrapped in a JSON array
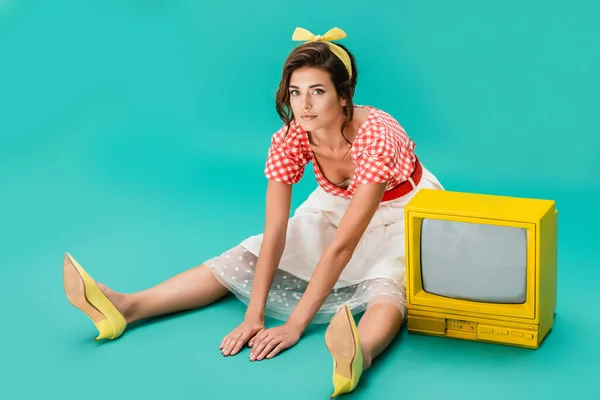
[{"x1": 288, "y1": 67, "x2": 347, "y2": 132}]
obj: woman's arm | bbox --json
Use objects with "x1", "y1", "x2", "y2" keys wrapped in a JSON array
[
  {"x1": 286, "y1": 182, "x2": 387, "y2": 331},
  {"x1": 245, "y1": 179, "x2": 293, "y2": 320}
]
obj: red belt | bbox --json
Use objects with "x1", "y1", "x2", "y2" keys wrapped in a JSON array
[{"x1": 380, "y1": 158, "x2": 422, "y2": 202}]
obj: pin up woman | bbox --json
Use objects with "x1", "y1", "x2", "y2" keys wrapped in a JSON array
[{"x1": 63, "y1": 26, "x2": 444, "y2": 398}]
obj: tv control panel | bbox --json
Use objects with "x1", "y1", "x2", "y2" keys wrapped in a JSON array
[
  {"x1": 477, "y1": 324, "x2": 537, "y2": 345},
  {"x1": 407, "y1": 314, "x2": 540, "y2": 348},
  {"x1": 445, "y1": 318, "x2": 538, "y2": 347}
]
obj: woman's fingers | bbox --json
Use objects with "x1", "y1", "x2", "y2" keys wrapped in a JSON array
[
  {"x1": 221, "y1": 329, "x2": 239, "y2": 350},
  {"x1": 222, "y1": 326, "x2": 265, "y2": 356},
  {"x1": 266, "y1": 343, "x2": 286, "y2": 359},
  {"x1": 221, "y1": 333, "x2": 234, "y2": 355},
  {"x1": 223, "y1": 331, "x2": 244, "y2": 356},
  {"x1": 220, "y1": 333, "x2": 229, "y2": 349},
  {"x1": 255, "y1": 338, "x2": 279, "y2": 361},
  {"x1": 249, "y1": 333, "x2": 271, "y2": 360},
  {"x1": 248, "y1": 329, "x2": 264, "y2": 347},
  {"x1": 220, "y1": 334, "x2": 232, "y2": 351},
  {"x1": 222, "y1": 326, "x2": 291, "y2": 361},
  {"x1": 230, "y1": 331, "x2": 252, "y2": 355}
]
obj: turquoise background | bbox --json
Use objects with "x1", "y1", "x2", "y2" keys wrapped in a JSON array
[{"x1": 1, "y1": 0, "x2": 598, "y2": 399}]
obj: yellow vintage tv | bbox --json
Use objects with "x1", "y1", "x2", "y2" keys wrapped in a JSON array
[{"x1": 404, "y1": 189, "x2": 557, "y2": 349}]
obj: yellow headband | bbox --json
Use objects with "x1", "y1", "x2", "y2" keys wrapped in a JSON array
[{"x1": 292, "y1": 27, "x2": 353, "y2": 78}]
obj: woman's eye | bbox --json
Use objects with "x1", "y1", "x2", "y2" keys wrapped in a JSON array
[
  {"x1": 313, "y1": 89, "x2": 324, "y2": 95},
  {"x1": 290, "y1": 90, "x2": 299, "y2": 96}
]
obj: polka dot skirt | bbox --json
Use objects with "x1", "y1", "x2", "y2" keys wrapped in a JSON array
[{"x1": 205, "y1": 245, "x2": 406, "y2": 324}]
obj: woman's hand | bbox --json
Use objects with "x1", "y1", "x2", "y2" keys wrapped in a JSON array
[
  {"x1": 249, "y1": 322, "x2": 304, "y2": 361},
  {"x1": 220, "y1": 316, "x2": 265, "y2": 356}
]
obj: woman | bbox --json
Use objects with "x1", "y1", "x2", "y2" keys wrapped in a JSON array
[{"x1": 63, "y1": 27, "x2": 444, "y2": 398}]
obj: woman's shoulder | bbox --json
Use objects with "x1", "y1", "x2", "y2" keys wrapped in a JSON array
[
  {"x1": 358, "y1": 105, "x2": 407, "y2": 134},
  {"x1": 355, "y1": 105, "x2": 411, "y2": 148}
]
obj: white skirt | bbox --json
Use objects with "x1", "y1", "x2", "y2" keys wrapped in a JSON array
[{"x1": 204, "y1": 165, "x2": 444, "y2": 323}]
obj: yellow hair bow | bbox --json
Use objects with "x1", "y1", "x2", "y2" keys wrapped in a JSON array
[{"x1": 292, "y1": 27, "x2": 352, "y2": 78}]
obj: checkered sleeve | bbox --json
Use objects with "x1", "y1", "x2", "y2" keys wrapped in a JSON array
[
  {"x1": 355, "y1": 124, "x2": 413, "y2": 185},
  {"x1": 264, "y1": 125, "x2": 308, "y2": 184}
]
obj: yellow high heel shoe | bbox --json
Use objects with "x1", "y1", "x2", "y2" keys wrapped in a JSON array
[
  {"x1": 325, "y1": 304, "x2": 364, "y2": 399},
  {"x1": 63, "y1": 252, "x2": 127, "y2": 340}
]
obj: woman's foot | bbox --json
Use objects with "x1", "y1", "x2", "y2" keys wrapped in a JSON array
[
  {"x1": 63, "y1": 252, "x2": 129, "y2": 340},
  {"x1": 362, "y1": 350, "x2": 372, "y2": 370},
  {"x1": 325, "y1": 305, "x2": 364, "y2": 398},
  {"x1": 96, "y1": 283, "x2": 134, "y2": 324}
]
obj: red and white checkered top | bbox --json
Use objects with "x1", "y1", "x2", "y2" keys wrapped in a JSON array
[{"x1": 264, "y1": 105, "x2": 417, "y2": 198}]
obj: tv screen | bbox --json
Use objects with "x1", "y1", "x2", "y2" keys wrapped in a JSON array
[{"x1": 420, "y1": 218, "x2": 527, "y2": 304}]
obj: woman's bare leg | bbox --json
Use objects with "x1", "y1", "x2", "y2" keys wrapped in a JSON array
[
  {"x1": 357, "y1": 302, "x2": 404, "y2": 370},
  {"x1": 98, "y1": 265, "x2": 230, "y2": 324}
]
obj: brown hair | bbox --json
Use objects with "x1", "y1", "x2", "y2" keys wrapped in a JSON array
[{"x1": 275, "y1": 41, "x2": 358, "y2": 145}]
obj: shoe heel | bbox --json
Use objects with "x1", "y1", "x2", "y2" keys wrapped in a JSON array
[{"x1": 94, "y1": 319, "x2": 116, "y2": 340}]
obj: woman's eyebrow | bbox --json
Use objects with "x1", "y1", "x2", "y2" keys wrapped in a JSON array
[{"x1": 289, "y1": 84, "x2": 325, "y2": 89}]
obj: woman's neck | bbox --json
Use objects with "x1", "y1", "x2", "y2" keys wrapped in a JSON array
[{"x1": 309, "y1": 114, "x2": 358, "y2": 151}]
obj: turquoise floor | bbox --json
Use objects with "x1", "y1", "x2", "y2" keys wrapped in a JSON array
[{"x1": 1, "y1": 1, "x2": 599, "y2": 399}]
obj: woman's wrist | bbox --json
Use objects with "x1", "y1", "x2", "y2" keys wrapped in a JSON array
[
  {"x1": 286, "y1": 311, "x2": 310, "y2": 333},
  {"x1": 245, "y1": 304, "x2": 265, "y2": 322}
]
